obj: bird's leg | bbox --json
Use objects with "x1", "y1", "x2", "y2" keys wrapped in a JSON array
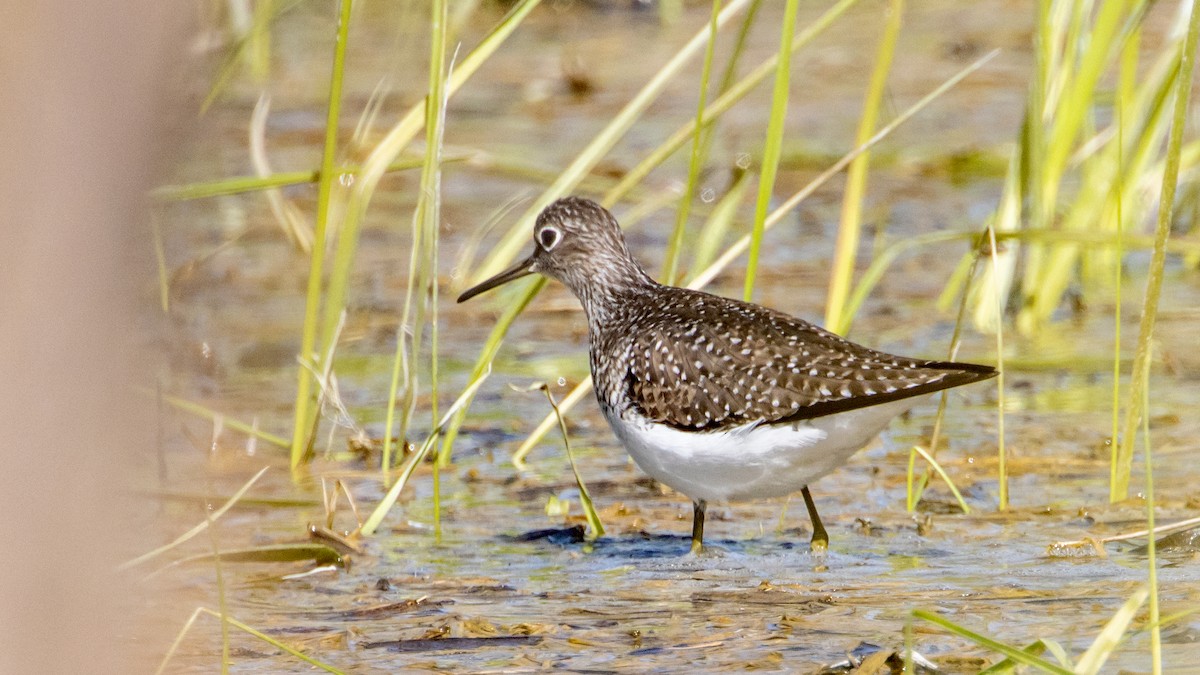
[
  {"x1": 800, "y1": 486, "x2": 828, "y2": 552},
  {"x1": 690, "y1": 499, "x2": 707, "y2": 554}
]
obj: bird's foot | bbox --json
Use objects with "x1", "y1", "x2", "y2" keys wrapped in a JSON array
[{"x1": 685, "y1": 543, "x2": 726, "y2": 558}]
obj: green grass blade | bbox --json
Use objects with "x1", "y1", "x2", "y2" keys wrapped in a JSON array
[
  {"x1": 985, "y1": 217, "x2": 1008, "y2": 510},
  {"x1": 1041, "y1": 1, "x2": 1134, "y2": 207},
  {"x1": 1115, "y1": 0, "x2": 1200, "y2": 500},
  {"x1": 151, "y1": 214, "x2": 169, "y2": 312},
  {"x1": 661, "y1": 0, "x2": 721, "y2": 286},
  {"x1": 966, "y1": 151, "x2": 1021, "y2": 334},
  {"x1": 289, "y1": 0, "x2": 354, "y2": 473},
  {"x1": 910, "y1": 445, "x2": 970, "y2": 514},
  {"x1": 512, "y1": 365, "x2": 589, "y2": 468},
  {"x1": 1074, "y1": 586, "x2": 1150, "y2": 675},
  {"x1": 1141, "y1": 353, "x2": 1161, "y2": 673},
  {"x1": 246, "y1": 0, "x2": 272, "y2": 83},
  {"x1": 977, "y1": 640, "x2": 1056, "y2": 674},
  {"x1": 119, "y1": 467, "x2": 270, "y2": 571},
  {"x1": 1010, "y1": 0, "x2": 1167, "y2": 334},
  {"x1": 912, "y1": 609, "x2": 1072, "y2": 674},
  {"x1": 360, "y1": 368, "x2": 491, "y2": 537},
  {"x1": 380, "y1": 304, "x2": 410, "y2": 475},
  {"x1": 907, "y1": 225, "x2": 983, "y2": 511},
  {"x1": 202, "y1": 609, "x2": 346, "y2": 674},
  {"x1": 1109, "y1": 26, "x2": 1134, "y2": 508},
  {"x1": 540, "y1": 385, "x2": 604, "y2": 540},
  {"x1": 388, "y1": 207, "x2": 428, "y2": 482},
  {"x1": 172, "y1": 543, "x2": 343, "y2": 566},
  {"x1": 848, "y1": 231, "x2": 974, "y2": 327},
  {"x1": 384, "y1": 0, "x2": 451, "y2": 490},
  {"x1": 423, "y1": 0, "x2": 450, "y2": 536},
  {"x1": 159, "y1": 393, "x2": 289, "y2": 448},
  {"x1": 154, "y1": 608, "x2": 204, "y2": 675},
  {"x1": 743, "y1": 0, "x2": 798, "y2": 302},
  {"x1": 199, "y1": 0, "x2": 303, "y2": 114},
  {"x1": 152, "y1": 157, "x2": 430, "y2": 201},
  {"x1": 696, "y1": 0, "x2": 763, "y2": 168},
  {"x1": 824, "y1": 0, "x2": 902, "y2": 335}
]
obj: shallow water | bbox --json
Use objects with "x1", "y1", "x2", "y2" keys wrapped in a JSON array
[{"x1": 142, "y1": 1, "x2": 1200, "y2": 671}]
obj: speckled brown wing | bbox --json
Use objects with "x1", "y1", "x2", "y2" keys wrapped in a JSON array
[{"x1": 622, "y1": 288, "x2": 995, "y2": 431}]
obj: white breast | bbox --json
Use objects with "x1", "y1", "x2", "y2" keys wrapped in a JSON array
[{"x1": 605, "y1": 398, "x2": 918, "y2": 503}]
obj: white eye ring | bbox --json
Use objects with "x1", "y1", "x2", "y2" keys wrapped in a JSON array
[{"x1": 538, "y1": 226, "x2": 562, "y2": 251}]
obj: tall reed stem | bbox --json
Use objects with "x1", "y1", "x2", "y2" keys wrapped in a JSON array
[
  {"x1": 744, "y1": 0, "x2": 799, "y2": 302},
  {"x1": 1114, "y1": 0, "x2": 1200, "y2": 500},
  {"x1": 824, "y1": 0, "x2": 902, "y2": 335},
  {"x1": 661, "y1": 0, "x2": 721, "y2": 286},
  {"x1": 289, "y1": 0, "x2": 353, "y2": 473}
]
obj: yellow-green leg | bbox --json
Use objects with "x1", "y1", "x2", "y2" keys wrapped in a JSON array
[
  {"x1": 690, "y1": 499, "x2": 707, "y2": 554},
  {"x1": 801, "y1": 486, "x2": 828, "y2": 552}
]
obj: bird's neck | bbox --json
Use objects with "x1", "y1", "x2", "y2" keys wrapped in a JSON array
[{"x1": 565, "y1": 255, "x2": 657, "y2": 327}]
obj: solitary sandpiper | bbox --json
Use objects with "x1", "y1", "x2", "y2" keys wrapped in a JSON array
[{"x1": 459, "y1": 197, "x2": 996, "y2": 553}]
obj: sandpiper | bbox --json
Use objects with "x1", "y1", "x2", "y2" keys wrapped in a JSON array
[{"x1": 459, "y1": 197, "x2": 995, "y2": 553}]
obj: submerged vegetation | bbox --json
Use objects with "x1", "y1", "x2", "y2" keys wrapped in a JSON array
[{"x1": 144, "y1": 0, "x2": 1200, "y2": 671}]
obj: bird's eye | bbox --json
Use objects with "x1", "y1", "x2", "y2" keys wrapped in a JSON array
[{"x1": 538, "y1": 226, "x2": 561, "y2": 251}]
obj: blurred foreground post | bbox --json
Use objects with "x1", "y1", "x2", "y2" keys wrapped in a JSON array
[{"x1": 0, "y1": 4, "x2": 187, "y2": 672}]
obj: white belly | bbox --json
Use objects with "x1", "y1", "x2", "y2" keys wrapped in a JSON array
[{"x1": 605, "y1": 398, "x2": 917, "y2": 503}]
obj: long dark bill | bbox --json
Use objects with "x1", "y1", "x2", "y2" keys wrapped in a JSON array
[{"x1": 456, "y1": 253, "x2": 537, "y2": 303}]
